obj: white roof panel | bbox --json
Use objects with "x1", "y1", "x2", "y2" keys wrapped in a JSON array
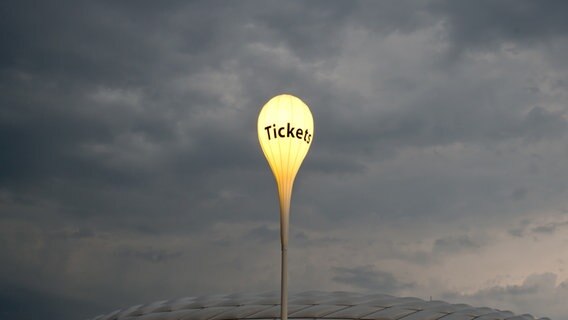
[{"x1": 87, "y1": 291, "x2": 549, "y2": 320}]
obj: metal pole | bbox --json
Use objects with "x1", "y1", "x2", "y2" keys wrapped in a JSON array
[
  {"x1": 280, "y1": 202, "x2": 289, "y2": 320},
  {"x1": 281, "y1": 243, "x2": 288, "y2": 320}
]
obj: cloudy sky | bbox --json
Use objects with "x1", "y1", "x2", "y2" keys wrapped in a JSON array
[{"x1": 2, "y1": 1, "x2": 568, "y2": 319}]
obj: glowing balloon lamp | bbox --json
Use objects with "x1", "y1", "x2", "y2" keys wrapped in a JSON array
[{"x1": 258, "y1": 94, "x2": 314, "y2": 320}]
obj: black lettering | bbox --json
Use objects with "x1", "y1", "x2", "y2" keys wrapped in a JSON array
[
  {"x1": 287, "y1": 123, "x2": 295, "y2": 138},
  {"x1": 278, "y1": 126, "x2": 285, "y2": 138},
  {"x1": 265, "y1": 123, "x2": 311, "y2": 143}
]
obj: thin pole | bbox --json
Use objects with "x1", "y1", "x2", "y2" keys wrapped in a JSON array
[
  {"x1": 280, "y1": 202, "x2": 289, "y2": 320},
  {"x1": 281, "y1": 243, "x2": 288, "y2": 320}
]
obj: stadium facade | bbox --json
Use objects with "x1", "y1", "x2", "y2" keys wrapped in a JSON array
[{"x1": 88, "y1": 291, "x2": 549, "y2": 320}]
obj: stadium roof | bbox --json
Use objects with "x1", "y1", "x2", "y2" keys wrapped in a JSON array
[{"x1": 88, "y1": 291, "x2": 549, "y2": 320}]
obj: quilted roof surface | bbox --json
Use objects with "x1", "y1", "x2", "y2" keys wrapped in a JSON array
[{"x1": 88, "y1": 291, "x2": 550, "y2": 320}]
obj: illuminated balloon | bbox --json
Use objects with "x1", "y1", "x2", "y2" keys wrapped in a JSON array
[
  {"x1": 258, "y1": 94, "x2": 314, "y2": 226},
  {"x1": 257, "y1": 94, "x2": 314, "y2": 320}
]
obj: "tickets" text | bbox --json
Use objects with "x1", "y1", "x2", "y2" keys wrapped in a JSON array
[{"x1": 263, "y1": 123, "x2": 312, "y2": 144}]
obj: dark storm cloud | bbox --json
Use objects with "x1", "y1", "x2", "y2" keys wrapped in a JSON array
[
  {"x1": 0, "y1": 0, "x2": 446, "y2": 240},
  {"x1": 2, "y1": 1, "x2": 568, "y2": 319},
  {"x1": 431, "y1": 0, "x2": 568, "y2": 53},
  {"x1": 508, "y1": 228, "x2": 525, "y2": 238},
  {"x1": 332, "y1": 266, "x2": 414, "y2": 293},
  {"x1": 243, "y1": 224, "x2": 344, "y2": 247},
  {"x1": 521, "y1": 106, "x2": 568, "y2": 142},
  {"x1": 432, "y1": 235, "x2": 481, "y2": 255},
  {"x1": 341, "y1": 95, "x2": 567, "y2": 156},
  {"x1": 0, "y1": 282, "x2": 106, "y2": 320},
  {"x1": 442, "y1": 273, "x2": 568, "y2": 319},
  {"x1": 3, "y1": 0, "x2": 568, "y2": 196},
  {"x1": 3, "y1": 0, "x2": 566, "y2": 227},
  {"x1": 116, "y1": 247, "x2": 182, "y2": 263},
  {"x1": 244, "y1": 225, "x2": 279, "y2": 242},
  {"x1": 531, "y1": 220, "x2": 568, "y2": 235},
  {"x1": 507, "y1": 219, "x2": 568, "y2": 237},
  {"x1": 507, "y1": 219, "x2": 532, "y2": 238},
  {"x1": 510, "y1": 186, "x2": 528, "y2": 201},
  {"x1": 50, "y1": 227, "x2": 96, "y2": 240}
]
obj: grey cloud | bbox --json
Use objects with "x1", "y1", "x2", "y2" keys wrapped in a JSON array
[
  {"x1": 511, "y1": 187, "x2": 528, "y2": 201},
  {"x1": 50, "y1": 227, "x2": 96, "y2": 240},
  {"x1": 379, "y1": 96, "x2": 566, "y2": 150},
  {"x1": 292, "y1": 231, "x2": 345, "y2": 248},
  {"x1": 116, "y1": 247, "x2": 183, "y2": 263},
  {"x1": 309, "y1": 85, "x2": 567, "y2": 175},
  {"x1": 532, "y1": 224, "x2": 557, "y2": 235},
  {"x1": 521, "y1": 106, "x2": 568, "y2": 142},
  {"x1": 2, "y1": 1, "x2": 568, "y2": 319},
  {"x1": 332, "y1": 266, "x2": 415, "y2": 293},
  {"x1": 507, "y1": 219, "x2": 568, "y2": 237},
  {"x1": 245, "y1": 225, "x2": 279, "y2": 243},
  {"x1": 531, "y1": 221, "x2": 568, "y2": 235},
  {"x1": 508, "y1": 228, "x2": 525, "y2": 238},
  {"x1": 433, "y1": 235, "x2": 481, "y2": 255},
  {"x1": 431, "y1": 0, "x2": 568, "y2": 54},
  {"x1": 380, "y1": 234, "x2": 489, "y2": 265},
  {"x1": 0, "y1": 282, "x2": 107, "y2": 320},
  {"x1": 443, "y1": 273, "x2": 567, "y2": 319},
  {"x1": 389, "y1": 250, "x2": 433, "y2": 266},
  {"x1": 507, "y1": 219, "x2": 532, "y2": 238},
  {"x1": 244, "y1": 225, "x2": 345, "y2": 247},
  {"x1": 3, "y1": 0, "x2": 566, "y2": 234}
]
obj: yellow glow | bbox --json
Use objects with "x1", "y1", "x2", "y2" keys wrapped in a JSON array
[{"x1": 258, "y1": 94, "x2": 314, "y2": 223}]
